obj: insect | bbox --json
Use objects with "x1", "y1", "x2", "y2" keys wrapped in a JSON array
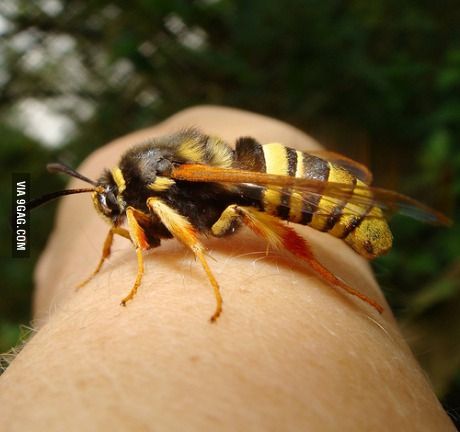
[{"x1": 30, "y1": 128, "x2": 450, "y2": 321}]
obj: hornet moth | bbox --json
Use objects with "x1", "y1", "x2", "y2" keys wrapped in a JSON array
[{"x1": 30, "y1": 129, "x2": 451, "y2": 322}]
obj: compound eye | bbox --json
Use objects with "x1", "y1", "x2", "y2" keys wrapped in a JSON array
[
  {"x1": 106, "y1": 191, "x2": 118, "y2": 209},
  {"x1": 97, "y1": 193, "x2": 112, "y2": 216},
  {"x1": 96, "y1": 189, "x2": 119, "y2": 218}
]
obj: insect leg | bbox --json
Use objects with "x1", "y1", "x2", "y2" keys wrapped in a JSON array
[
  {"x1": 213, "y1": 205, "x2": 384, "y2": 314},
  {"x1": 76, "y1": 226, "x2": 131, "y2": 290},
  {"x1": 120, "y1": 207, "x2": 151, "y2": 306},
  {"x1": 147, "y1": 197, "x2": 223, "y2": 322},
  {"x1": 210, "y1": 205, "x2": 242, "y2": 237}
]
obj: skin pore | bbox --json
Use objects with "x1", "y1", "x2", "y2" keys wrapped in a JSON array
[{"x1": 0, "y1": 106, "x2": 455, "y2": 431}]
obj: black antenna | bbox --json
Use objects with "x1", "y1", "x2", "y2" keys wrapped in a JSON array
[
  {"x1": 28, "y1": 188, "x2": 96, "y2": 210},
  {"x1": 47, "y1": 162, "x2": 97, "y2": 186},
  {"x1": 28, "y1": 162, "x2": 100, "y2": 210}
]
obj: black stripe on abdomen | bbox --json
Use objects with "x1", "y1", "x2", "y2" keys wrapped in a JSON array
[
  {"x1": 234, "y1": 137, "x2": 266, "y2": 206},
  {"x1": 277, "y1": 147, "x2": 297, "y2": 219},
  {"x1": 300, "y1": 154, "x2": 330, "y2": 224},
  {"x1": 324, "y1": 175, "x2": 357, "y2": 231},
  {"x1": 338, "y1": 204, "x2": 371, "y2": 239},
  {"x1": 234, "y1": 137, "x2": 266, "y2": 172}
]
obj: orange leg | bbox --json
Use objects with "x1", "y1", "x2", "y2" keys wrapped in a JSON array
[
  {"x1": 212, "y1": 205, "x2": 383, "y2": 314},
  {"x1": 76, "y1": 226, "x2": 131, "y2": 290},
  {"x1": 147, "y1": 197, "x2": 223, "y2": 322},
  {"x1": 120, "y1": 207, "x2": 151, "y2": 306}
]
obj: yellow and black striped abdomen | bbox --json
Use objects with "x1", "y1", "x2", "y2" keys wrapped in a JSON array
[{"x1": 234, "y1": 138, "x2": 393, "y2": 259}]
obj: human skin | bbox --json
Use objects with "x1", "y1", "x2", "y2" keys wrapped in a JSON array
[{"x1": 0, "y1": 106, "x2": 455, "y2": 431}]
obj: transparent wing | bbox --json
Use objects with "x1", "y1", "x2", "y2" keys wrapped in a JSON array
[
  {"x1": 171, "y1": 164, "x2": 451, "y2": 226},
  {"x1": 306, "y1": 150, "x2": 373, "y2": 184}
]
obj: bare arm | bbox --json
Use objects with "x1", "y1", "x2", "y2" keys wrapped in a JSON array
[{"x1": 0, "y1": 106, "x2": 454, "y2": 431}]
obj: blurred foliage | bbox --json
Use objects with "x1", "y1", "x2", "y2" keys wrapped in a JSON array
[{"x1": 0, "y1": 0, "x2": 459, "y2": 423}]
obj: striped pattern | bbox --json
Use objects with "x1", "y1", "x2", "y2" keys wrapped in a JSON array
[
  {"x1": 176, "y1": 132, "x2": 233, "y2": 168},
  {"x1": 261, "y1": 143, "x2": 289, "y2": 214},
  {"x1": 234, "y1": 140, "x2": 392, "y2": 258},
  {"x1": 309, "y1": 165, "x2": 355, "y2": 231}
]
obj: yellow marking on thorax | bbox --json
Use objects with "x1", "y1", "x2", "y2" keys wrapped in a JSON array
[
  {"x1": 148, "y1": 176, "x2": 176, "y2": 192},
  {"x1": 177, "y1": 139, "x2": 206, "y2": 163},
  {"x1": 288, "y1": 150, "x2": 305, "y2": 223},
  {"x1": 207, "y1": 136, "x2": 234, "y2": 167},
  {"x1": 262, "y1": 143, "x2": 288, "y2": 214},
  {"x1": 310, "y1": 164, "x2": 354, "y2": 230},
  {"x1": 178, "y1": 135, "x2": 233, "y2": 167},
  {"x1": 111, "y1": 167, "x2": 126, "y2": 194}
]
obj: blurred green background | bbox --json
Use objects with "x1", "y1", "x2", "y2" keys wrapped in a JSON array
[{"x1": 1, "y1": 0, "x2": 459, "y2": 424}]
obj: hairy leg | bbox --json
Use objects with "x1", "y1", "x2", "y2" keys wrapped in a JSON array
[
  {"x1": 212, "y1": 204, "x2": 383, "y2": 313},
  {"x1": 148, "y1": 197, "x2": 223, "y2": 321},
  {"x1": 76, "y1": 226, "x2": 131, "y2": 289}
]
